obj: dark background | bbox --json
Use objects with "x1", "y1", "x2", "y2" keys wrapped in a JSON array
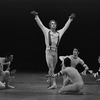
[{"x1": 0, "y1": 0, "x2": 100, "y2": 73}]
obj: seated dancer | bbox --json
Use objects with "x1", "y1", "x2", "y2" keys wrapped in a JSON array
[
  {"x1": 87, "y1": 56, "x2": 100, "y2": 79},
  {"x1": 59, "y1": 48, "x2": 89, "y2": 74},
  {"x1": 93, "y1": 56, "x2": 100, "y2": 81},
  {"x1": 53, "y1": 66, "x2": 84, "y2": 94},
  {"x1": 59, "y1": 48, "x2": 89, "y2": 84},
  {"x1": 0, "y1": 55, "x2": 15, "y2": 89}
]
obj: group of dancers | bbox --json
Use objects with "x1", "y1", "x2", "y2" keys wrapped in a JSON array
[
  {"x1": 0, "y1": 55, "x2": 15, "y2": 89},
  {"x1": 0, "y1": 10, "x2": 99, "y2": 94},
  {"x1": 31, "y1": 10, "x2": 100, "y2": 94}
]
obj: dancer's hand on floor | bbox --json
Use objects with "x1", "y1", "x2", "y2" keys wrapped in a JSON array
[{"x1": 81, "y1": 71, "x2": 87, "y2": 75}]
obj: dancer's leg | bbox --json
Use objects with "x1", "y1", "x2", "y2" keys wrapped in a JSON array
[
  {"x1": 59, "y1": 83, "x2": 83, "y2": 94},
  {"x1": 50, "y1": 52, "x2": 57, "y2": 88},
  {"x1": 1, "y1": 71, "x2": 14, "y2": 89},
  {"x1": 46, "y1": 50, "x2": 57, "y2": 89},
  {"x1": 0, "y1": 81, "x2": 5, "y2": 90},
  {"x1": 46, "y1": 51, "x2": 54, "y2": 87}
]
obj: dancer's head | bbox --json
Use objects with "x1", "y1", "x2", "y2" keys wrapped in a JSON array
[
  {"x1": 63, "y1": 57, "x2": 71, "y2": 68},
  {"x1": 98, "y1": 56, "x2": 100, "y2": 64},
  {"x1": 73, "y1": 48, "x2": 79, "y2": 58},
  {"x1": 49, "y1": 20, "x2": 57, "y2": 31},
  {"x1": 5, "y1": 55, "x2": 13, "y2": 63}
]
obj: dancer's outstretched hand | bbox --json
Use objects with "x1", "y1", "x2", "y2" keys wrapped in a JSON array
[
  {"x1": 31, "y1": 10, "x2": 38, "y2": 16},
  {"x1": 59, "y1": 56, "x2": 65, "y2": 61},
  {"x1": 46, "y1": 74, "x2": 56, "y2": 78},
  {"x1": 69, "y1": 13, "x2": 75, "y2": 19},
  {"x1": 53, "y1": 74, "x2": 58, "y2": 77}
]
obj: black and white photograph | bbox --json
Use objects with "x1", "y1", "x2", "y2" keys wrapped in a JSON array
[{"x1": 0, "y1": 0, "x2": 100, "y2": 100}]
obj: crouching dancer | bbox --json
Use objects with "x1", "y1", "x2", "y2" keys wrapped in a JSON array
[
  {"x1": 53, "y1": 66, "x2": 84, "y2": 94},
  {"x1": 0, "y1": 55, "x2": 15, "y2": 89}
]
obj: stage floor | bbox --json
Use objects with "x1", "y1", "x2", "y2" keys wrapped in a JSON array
[{"x1": 0, "y1": 72, "x2": 100, "y2": 100}]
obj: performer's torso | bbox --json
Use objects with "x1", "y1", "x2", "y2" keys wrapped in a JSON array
[
  {"x1": 45, "y1": 31, "x2": 59, "y2": 51},
  {"x1": 49, "y1": 31, "x2": 59, "y2": 47},
  {"x1": 69, "y1": 55, "x2": 82, "y2": 68},
  {"x1": 64, "y1": 67, "x2": 83, "y2": 83}
]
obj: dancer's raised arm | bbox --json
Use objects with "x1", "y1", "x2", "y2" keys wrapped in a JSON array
[
  {"x1": 31, "y1": 10, "x2": 48, "y2": 35},
  {"x1": 58, "y1": 13, "x2": 75, "y2": 39}
]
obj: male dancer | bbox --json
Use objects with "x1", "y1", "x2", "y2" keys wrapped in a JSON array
[
  {"x1": 0, "y1": 55, "x2": 15, "y2": 89},
  {"x1": 59, "y1": 48, "x2": 89, "y2": 74},
  {"x1": 53, "y1": 66, "x2": 84, "y2": 94},
  {"x1": 59, "y1": 48, "x2": 89, "y2": 84},
  {"x1": 31, "y1": 10, "x2": 75, "y2": 89}
]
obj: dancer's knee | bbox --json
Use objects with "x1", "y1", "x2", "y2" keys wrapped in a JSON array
[
  {"x1": 2, "y1": 71, "x2": 10, "y2": 81},
  {"x1": 4, "y1": 71, "x2": 10, "y2": 76},
  {"x1": 49, "y1": 67, "x2": 54, "y2": 75},
  {"x1": 0, "y1": 82, "x2": 5, "y2": 89}
]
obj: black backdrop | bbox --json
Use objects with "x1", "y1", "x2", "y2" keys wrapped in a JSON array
[{"x1": 0, "y1": 0, "x2": 100, "y2": 72}]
